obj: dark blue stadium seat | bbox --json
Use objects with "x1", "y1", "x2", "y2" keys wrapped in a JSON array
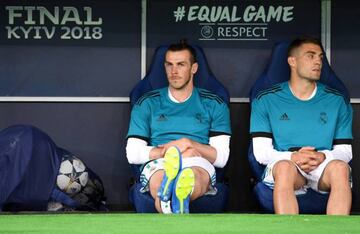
[
  {"x1": 128, "y1": 44, "x2": 230, "y2": 213},
  {"x1": 248, "y1": 41, "x2": 350, "y2": 214}
]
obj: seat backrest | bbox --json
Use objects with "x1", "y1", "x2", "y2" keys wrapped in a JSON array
[
  {"x1": 130, "y1": 45, "x2": 230, "y2": 106},
  {"x1": 249, "y1": 41, "x2": 350, "y2": 103}
]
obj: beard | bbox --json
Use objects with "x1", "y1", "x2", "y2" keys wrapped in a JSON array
[{"x1": 169, "y1": 76, "x2": 192, "y2": 90}]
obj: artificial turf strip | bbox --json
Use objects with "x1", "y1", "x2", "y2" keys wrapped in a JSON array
[{"x1": 0, "y1": 213, "x2": 359, "y2": 234}]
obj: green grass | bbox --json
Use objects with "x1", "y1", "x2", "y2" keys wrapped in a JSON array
[{"x1": 0, "y1": 213, "x2": 359, "y2": 234}]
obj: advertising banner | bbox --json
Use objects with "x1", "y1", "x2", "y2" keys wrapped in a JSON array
[
  {"x1": 0, "y1": 0, "x2": 141, "y2": 97},
  {"x1": 147, "y1": 0, "x2": 321, "y2": 98}
]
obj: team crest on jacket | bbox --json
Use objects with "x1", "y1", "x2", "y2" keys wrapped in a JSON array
[
  {"x1": 195, "y1": 113, "x2": 203, "y2": 123},
  {"x1": 320, "y1": 112, "x2": 328, "y2": 124}
]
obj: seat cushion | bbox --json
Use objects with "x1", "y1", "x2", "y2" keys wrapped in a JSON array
[
  {"x1": 129, "y1": 182, "x2": 229, "y2": 213},
  {"x1": 254, "y1": 182, "x2": 329, "y2": 214}
]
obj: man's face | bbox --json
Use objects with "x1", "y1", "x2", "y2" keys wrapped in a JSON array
[
  {"x1": 164, "y1": 50, "x2": 198, "y2": 90},
  {"x1": 289, "y1": 43, "x2": 323, "y2": 81}
]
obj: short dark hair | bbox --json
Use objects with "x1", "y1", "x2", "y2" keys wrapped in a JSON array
[
  {"x1": 288, "y1": 36, "x2": 323, "y2": 57},
  {"x1": 167, "y1": 39, "x2": 197, "y2": 64}
]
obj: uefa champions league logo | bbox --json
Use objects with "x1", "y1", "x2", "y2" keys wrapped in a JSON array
[{"x1": 201, "y1": 25, "x2": 213, "y2": 39}]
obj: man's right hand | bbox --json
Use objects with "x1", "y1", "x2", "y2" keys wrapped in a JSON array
[
  {"x1": 159, "y1": 138, "x2": 192, "y2": 153},
  {"x1": 181, "y1": 147, "x2": 201, "y2": 158}
]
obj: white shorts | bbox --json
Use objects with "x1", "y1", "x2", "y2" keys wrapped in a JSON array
[
  {"x1": 139, "y1": 156, "x2": 216, "y2": 193},
  {"x1": 262, "y1": 158, "x2": 352, "y2": 195}
]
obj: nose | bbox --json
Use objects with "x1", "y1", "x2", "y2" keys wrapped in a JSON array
[
  {"x1": 171, "y1": 65, "x2": 178, "y2": 74},
  {"x1": 315, "y1": 56, "x2": 322, "y2": 65}
]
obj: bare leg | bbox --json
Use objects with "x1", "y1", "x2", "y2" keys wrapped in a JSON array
[
  {"x1": 318, "y1": 160, "x2": 351, "y2": 215},
  {"x1": 273, "y1": 160, "x2": 306, "y2": 214},
  {"x1": 189, "y1": 167, "x2": 211, "y2": 201},
  {"x1": 149, "y1": 170, "x2": 164, "y2": 213}
]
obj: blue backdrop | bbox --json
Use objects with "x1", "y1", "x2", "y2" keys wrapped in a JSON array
[
  {"x1": 6, "y1": 1, "x2": 359, "y2": 99},
  {"x1": 331, "y1": 0, "x2": 360, "y2": 98}
]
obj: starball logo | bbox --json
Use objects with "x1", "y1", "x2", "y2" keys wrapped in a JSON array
[{"x1": 172, "y1": 5, "x2": 294, "y2": 41}]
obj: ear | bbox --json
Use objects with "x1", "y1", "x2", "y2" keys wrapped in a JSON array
[
  {"x1": 288, "y1": 56, "x2": 296, "y2": 68},
  {"x1": 191, "y1": 62, "x2": 198, "y2": 74}
]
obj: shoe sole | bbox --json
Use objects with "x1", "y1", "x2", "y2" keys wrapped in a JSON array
[
  {"x1": 174, "y1": 168, "x2": 195, "y2": 213},
  {"x1": 158, "y1": 146, "x2": 181, "y2": 201}
]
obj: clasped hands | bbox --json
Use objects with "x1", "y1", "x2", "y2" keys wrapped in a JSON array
[
  {"x1": 155, "y1": 138, "x2": 201, "y2": 158},
  {"x1": 291, "y1": 146, "x2": 326, "y2": 173}
]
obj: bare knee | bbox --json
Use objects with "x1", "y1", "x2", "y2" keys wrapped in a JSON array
[
  {"x1": 273, "y1": 160, "x2": 305, "y2": 189},
  {"x1": 325, "y1": 160, "x2": 350, "y2": 179},
  {"x1": 273, "y1": 160, "x2": 298, "y2": 178},
  {"x1": 321, "y1": 160, "x2": 350, "y2": 190}
]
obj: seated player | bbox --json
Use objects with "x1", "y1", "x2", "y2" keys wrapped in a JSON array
[
  {"x1": 250, "y1": 36, "x2": 353, "y2": 215},
  {"x1": 126, "y1": 40, "x2": 231, "y2": 213}
]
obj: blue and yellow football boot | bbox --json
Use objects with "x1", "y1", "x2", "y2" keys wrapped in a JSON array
[
  {"x1": 157, "y1": 146, "x2": 182, "y2": 202},
  {"x1": 171, "y1": 167, "x2": 195, "y2": 214}
]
